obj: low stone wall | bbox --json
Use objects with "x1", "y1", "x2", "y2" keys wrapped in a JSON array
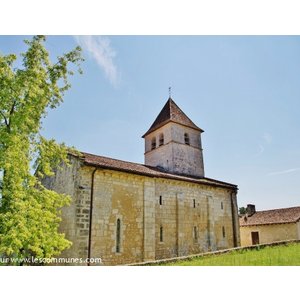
[{"x1": 127, "y1": 239, "x2": 300, "y2": 266}]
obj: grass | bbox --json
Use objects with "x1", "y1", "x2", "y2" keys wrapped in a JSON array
[{"x1": 159, "y1": 242, "x2": 300, "y2": 266}]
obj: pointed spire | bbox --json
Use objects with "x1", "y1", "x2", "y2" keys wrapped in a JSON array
[{"x1": 142, "y1": 97, "x2": 203, "y2": 138}]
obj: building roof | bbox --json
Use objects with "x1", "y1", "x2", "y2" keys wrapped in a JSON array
[
  {"x1": 142, "y1": 98, "x2": 203, "y2": 137},
  {"x1": 239, "y1": 206, "x2": 300, "y2": 226},
  {"x1": 76, "y1": 151, "x2": 237, "y2": 190}
]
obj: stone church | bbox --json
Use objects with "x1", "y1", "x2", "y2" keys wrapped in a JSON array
[{"x1": 43, "y1": 97, "x2": 240, "y2": 265}]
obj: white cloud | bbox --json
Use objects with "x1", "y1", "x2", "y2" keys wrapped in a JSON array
[
  {"x1": 74, "y1": 35, "x2": 119, "y2": 87},
  {"x1": 254, "y1": 132, "x2": 272, "y2": 157},
  {"x1": 267, "y1": 168, "x2": 300, "y2": 176},
  {"x1": 258, "y1": 144, "x2": 265, "y2": 154},
  {"x1": 263, "y1": 132, "x2": 272, "y2": 144}
]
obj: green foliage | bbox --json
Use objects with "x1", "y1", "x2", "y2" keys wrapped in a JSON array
[
  {"x1": 160, "y1": 243, "x2": 300, "y2": 266},
  {"x1": 239, "y1": 207, "x2": 247, "y2": 215},
  {"x1": 0, "y1": 36, "x2": 83, "y2": 265}
]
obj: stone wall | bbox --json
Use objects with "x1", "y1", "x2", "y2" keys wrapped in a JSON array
[
  {"x1": 144, "y1": 122, "x2": 204, "y2": 177},
  {"x1": 89, "y1": 168, "x2": 238, "y2": 265},
  {"x1": 41, "y1": 156, "x2": 88, "y2": 264},
  {"x1": 240, "y1": 222, "x2": 299, "y2": 247},
  {"x1": 154, "y1": 179, "x2": 236, "y2": 259},
  {"x1": 89, "y1": 168, "x2": 145, "y2": 265},
  {"x1": 43, "y1": 158, "x2": 239, "y2": 265}
]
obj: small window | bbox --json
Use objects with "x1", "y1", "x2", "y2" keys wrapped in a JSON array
[
  {"x1": 222, "y1": 226, "x2": 225, "y2": 238},
  {"x1": 221, "y1": 202, "x2": 223, "y2": 210},
  {"x1": 193, "y1": 226, "x2": 198, "y2": 242},
  {"x1": 116, "y1": 219, "x2": 121, "y2": 253},
  {"x1": 193, "y1": 199, "x2": 196, "y2": 208},
  {"x1": 159, "y1": 195, "x2": 162, "y2": 205},
  {"x1": 159, "y1": 133, "x2": 164, "y2": 146},
  {"x1": 151, "y1": 137, "x2": 156, "y2": 150},
  {"x1": 160, "y1": 226, "x2": 163, "y2": 242},
  {"x1": 184, "y1": 133, "x2": 190, "y2": 145}
]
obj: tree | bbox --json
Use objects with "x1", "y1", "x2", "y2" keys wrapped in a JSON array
[
  {"x1": 0, "y1": 36, "x2": 83, "y2": 264},
  {"x1": 239, "y1": 207, "x2": 247, "y2": 215}
]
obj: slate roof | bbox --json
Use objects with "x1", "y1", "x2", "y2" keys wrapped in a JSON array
[
  {"x1": 142, "y1": 98, "x2": 203, "y2": 137},
  {"x1": 239, "y1": 206, "x2": 300, "y2": 226},
  {"x1": 77, "y1": 151, "x2": 237, "y2": 190}
]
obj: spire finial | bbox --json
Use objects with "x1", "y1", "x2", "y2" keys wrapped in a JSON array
[{"x1": 168, "y1": 87, "x2": 172, "y2": 98}]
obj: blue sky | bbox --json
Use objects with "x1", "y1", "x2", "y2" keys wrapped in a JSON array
[{"x1": 1, "y1": 35, "x2": 300, "y2": 210}]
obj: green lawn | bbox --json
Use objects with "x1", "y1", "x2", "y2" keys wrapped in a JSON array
[{"x1": 159, "y1": 243, "x2": 300, "y2": 266}]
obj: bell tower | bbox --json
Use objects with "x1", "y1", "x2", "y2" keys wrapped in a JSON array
[{"x1": 142, "y1": 97, "x2": 205, "y2": 177}]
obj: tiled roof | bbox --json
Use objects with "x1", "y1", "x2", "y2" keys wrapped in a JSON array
[
  {"x1": 239, "y1": 206, "x2": 300, "y2": 226},
  {"x1": 142, "y1": 98, "x2": 203, "y2": 137},
  {"x1": 77, "y1": 151, "x2": 237, "y2": 189}
]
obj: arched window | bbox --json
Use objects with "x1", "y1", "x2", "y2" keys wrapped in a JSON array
[
  {"x1": 116, "y1": 219, "x2": 121, "y2": 253},
  {"x1": 151, "y1": 137, "x2": 156, "y2": 150},
  {"x1": 160, "y1": 225, "x2": 163, "y2": 242},
  {"x1": 222, "y1": 226, "x2": 226, "y2": 238},
  {"x1": 221, "y1": 202, "x2": 224, "y2": 210},
  {"x1": 193, "y1": 199, "x2": 196, "y2": 208},
  {"x1": 184, "y1": 133, "x2": 190, "y2": 145},
  {"x1": 159, "y1": 133, "x2": 164, "y2": 146}
]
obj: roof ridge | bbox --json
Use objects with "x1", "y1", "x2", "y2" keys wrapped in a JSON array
[
  {"x1": 203, "y1": 176, "x2": 238, "y2": 187},
  {"x1": 81, "y1": 151, "x2": 145, "y2": 167},
  {"x1": 255, "y1": 206, "x2": 300, "y2": 213},
  {"x1": 142, "y1": 97, "x2": 203, "y2": 137},
  {"x1": 75, "y1": 151, "x2": 237, "y2": 189},
  {"x1": 240, "y1": 205, "x2": 300, "y2": 226}
]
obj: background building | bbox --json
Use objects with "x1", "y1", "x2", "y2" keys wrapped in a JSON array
[{"x1": 240, "y1": 204, "x2": 300, "y2": 246}]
